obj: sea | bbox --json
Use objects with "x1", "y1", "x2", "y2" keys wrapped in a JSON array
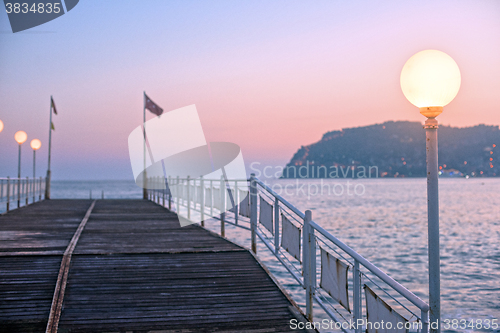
[{"x1": 2, "y1": 178, "x2": 499, "y2": 332}]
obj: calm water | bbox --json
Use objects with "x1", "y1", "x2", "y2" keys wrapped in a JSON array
[
  {"x1": 203, "y1": 178, "x2": 500, "y2": 332},
  {"x1": 2, "y1": 178, "x2": 498, "y2": 332}
]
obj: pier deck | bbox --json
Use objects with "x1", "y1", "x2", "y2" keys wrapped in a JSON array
[{"x1": 0, "y1": 200, "x2": 310, "y2": 332}]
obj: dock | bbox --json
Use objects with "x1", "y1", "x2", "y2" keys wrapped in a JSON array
[{"x1": 0, "y1": 199, "x2": 311, "y2": 332}]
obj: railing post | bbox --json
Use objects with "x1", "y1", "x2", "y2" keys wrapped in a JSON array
[
  {"x1": 176, "y1": 176, "x2": 180, "y2": 214},
  {"x1": 234, "y1": 180, "x2": 239, "y2": 225},
  {"x1": 200, "y1": 176, "x2": 205, "y2": 227},
  {"x1": 168, "y1": 176, "x2": 172, "y2": 210},
  {"x1": 162, "y1": 177, "x2": 166, "y2": 207},
  {"x1": 32, "y1": 177, "x2": 35, "y2": 203},
  {"x1": 421, "y1": 309, "x2": 429, "y2": 333},
  {"x1": 220, "y1": 175, "x2": 225, "y2": 237},
  {"x1": 6, "y1": 177, "x2": 10, "y2": 212},
  {"x1": 250, "y1": 173, "x2": 257, "y2": 254},
  {"x1": 25, "y1": 177, "x2": 29, "y2": 205},
  {"x1": 17, "y1": 177, "x2": 21, "y2": 208},
  {"x1": 310, "y1": 214, "x2": 316, "y2": 317},
  {"x1": 353, "y1": 259, "x2": 362, "y2": 333},
  {"x1": 157, "y1": 177, "x2": 160, "y2": 204},
  {"x1": 303, "y1": 210, "x2": 314, "y2": 321},
  {"x1": 187, "y1": 176, "x2": 191, "y2": 219},
  {"x1": 210, "y1": 180, "x2": 213, "y2": 217},
  {"x1": 274, "y1": 197, "x2": 280, "y2": 254}
]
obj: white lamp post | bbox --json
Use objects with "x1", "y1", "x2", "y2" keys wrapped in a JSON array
[
  {"x1": 15, "y1": 131, "x2": 28, "y2": 207},
  {"x1": 31, "y1": 139, "x2": 42, "y2": 203},
  {"x1": 30, "y1": 139, "x2": 42, "y2": 178},
  {"x1": 401, "y1": 50, "x2": 461, "y2": 333}
]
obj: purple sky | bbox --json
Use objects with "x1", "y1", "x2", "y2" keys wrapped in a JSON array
[{"x1": 1, "y1": 0, "x2": 499, "y2": 179}]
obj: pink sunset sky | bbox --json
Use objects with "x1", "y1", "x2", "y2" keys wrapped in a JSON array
[{"x1": 1, "y1": 0, "x2": 499, "y2": 179}]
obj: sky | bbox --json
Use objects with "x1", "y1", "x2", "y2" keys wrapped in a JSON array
[{"x1": 0, "y1": 0, "x2": 499, "y2": 180}]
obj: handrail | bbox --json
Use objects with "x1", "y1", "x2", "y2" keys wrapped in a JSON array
[
  {"x1": 167, "y1": 177, "x2": 249, "y2": 182},
  {"x1": 0, "y1": 177, "x2": 36, "y2": 180},
  {"x1": 0, "y1": 176, "x2": 46, "y2": 212},
  {"x1": 254, "y1": 178, "x2": 306, "y2": 220},
  {"x1": 146, "y1": 174, "x2": 430, "y2": 333}
]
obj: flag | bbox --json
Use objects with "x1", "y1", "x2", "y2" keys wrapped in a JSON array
[
  {"x1": 51, "y1": 122, "x2": 55, "y2": 131},
  {"x1": 145, "y1": 94, "x2": 163, "y2": 116},
  {"x1": 51, "y1": 97, "x2": 58, "y2": 115}
]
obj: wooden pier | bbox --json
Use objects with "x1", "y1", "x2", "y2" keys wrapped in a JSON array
[{"x1": 0, "y1": 199, "x2": 312, "y2": 332}]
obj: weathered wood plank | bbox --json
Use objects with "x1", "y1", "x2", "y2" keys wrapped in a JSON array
[{"x1": 46, "y1": 201, "x2": 96, "y2": 333}]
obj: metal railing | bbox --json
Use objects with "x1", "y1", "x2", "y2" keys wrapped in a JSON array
[
  {"x1": 146, "y1": 174, "x2": 429, "y2": 333},
  {"x1": 0, "y1": 177, "x2": 46, "y2": 212}
]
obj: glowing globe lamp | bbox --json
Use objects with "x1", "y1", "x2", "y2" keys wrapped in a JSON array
[
  {"x1": 15, "y1": 131, "x2": 27, "y2": 144},
  {"x1": 30, "y1": 139, "x2": 42, "y2": 150},
  {"x1": 400, "y1": 50, "x2": 461, "y2": 118}
]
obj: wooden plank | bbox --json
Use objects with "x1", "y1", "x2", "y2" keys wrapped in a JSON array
[
  {"x1": 45, "y1": 200, "x2": 96, "y2": 333},
  {"x1": 0, "y1": 200, "x2": 95, "y2": 255},
  {"x1": 0, "y1": 256, "x2": 61, "y2": 333}
]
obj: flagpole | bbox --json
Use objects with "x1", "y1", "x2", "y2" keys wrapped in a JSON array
[
  {"x1": 143, "y1": 91, "x2": 147, "y2": 199},
  {"x1": 45, "y1": 96, "x2": 53, "y2": 199}
]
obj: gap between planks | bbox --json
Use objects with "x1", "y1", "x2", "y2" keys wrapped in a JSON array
[{"x1": 45, "y1": 200, "x2": 96, "y2": 333}]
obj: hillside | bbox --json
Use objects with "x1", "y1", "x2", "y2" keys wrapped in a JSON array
[{"x1": 282, "y1": 121, "x2": 499, "y2": 178}]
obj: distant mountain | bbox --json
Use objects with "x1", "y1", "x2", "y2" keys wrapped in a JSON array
[{"x1": 282, "y1": 121, "x2": 499, "y2": 178}]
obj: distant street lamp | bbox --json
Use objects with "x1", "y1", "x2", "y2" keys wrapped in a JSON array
[
  {"x1": 401, "y1": 50, "x2": 461, "y2": 333},
  {"x1": 0, "y1": 119, "x2": 4, "y2": 133},
  {"x1": 15, "y1": 131, "x2": 28, "y2": 207},
  {"x1": 30, "y1": 139, "x2": 42, "y2": 178}
]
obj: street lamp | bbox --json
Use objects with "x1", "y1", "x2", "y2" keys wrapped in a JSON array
[
  {"x1": 0, "y1": 119, "x2": 4, "y2": 133},
  {"x1": 401, "y1": 50, "x2": 461, "y2": 333},
  {"x1": 15, "y1": 131, "x2": 28, "y2": 207},
  {"x1": 31, "y1": 139, "x2": 42, "y2": 203},
  {"x1": 31, "y1": 139, "x2": 42, "y2": 178}
]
